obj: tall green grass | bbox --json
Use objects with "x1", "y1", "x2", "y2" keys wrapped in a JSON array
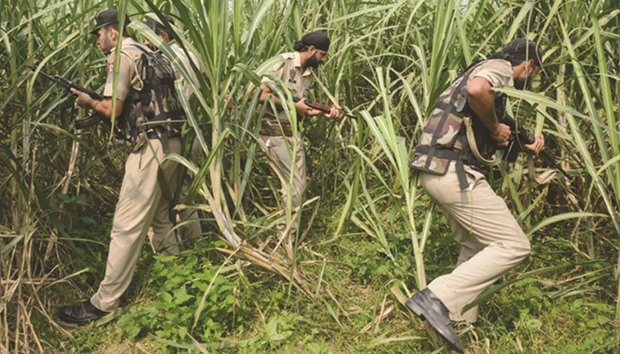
[{"x1": 1, "y1": 0, "x2": 618, "y2": 351}]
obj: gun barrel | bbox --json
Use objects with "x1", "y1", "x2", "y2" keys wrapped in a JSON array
[
  {"x1": 28, "y1": 65, "x2": 103, "y2": 100},
  {"x1": 540, "y1": 151, "x2": 571, "y2": 179}
]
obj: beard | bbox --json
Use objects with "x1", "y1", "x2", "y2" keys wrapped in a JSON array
[
  {"x1": 99, "y1": 46, "x2": 112, "y2": 56},
  {"x1": 514, "y1": 71, "x2": 538, "y2": 90},
  {"x1": 306, "y1": 53, "x2": 322, "y2": 68},
  {"x1": 514, "y1": 77, "x2": 528, "y2": 90}
]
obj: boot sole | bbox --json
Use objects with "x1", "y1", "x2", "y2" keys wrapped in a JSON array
[{"x1": 405, "y1": 294, "x2": 464, "y2": 353}]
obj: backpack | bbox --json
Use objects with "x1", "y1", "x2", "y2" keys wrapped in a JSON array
[{"x1": 122, "y1": 45, "x2": 185, "y2": 151}]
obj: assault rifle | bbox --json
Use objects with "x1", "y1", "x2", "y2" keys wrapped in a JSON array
[
  {"x1": 293, "y1": 97, "x2": 356, "y2": 119},
  {"x1": 500, "y1": 114, "x2": 570, "y2": 179},
  {"x1": 28, "y1": 64, "x2": 109, "y2": 194},
  {"x1": 28, "y1": 64, "x2": 104, "y2": 129}
]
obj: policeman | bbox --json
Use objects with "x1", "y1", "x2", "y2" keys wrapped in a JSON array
[
  {"x1": 144, "y1": 15, "x2": 200, "y2": 97},
  {"x1": 258, "y1": 31, "x2": 344, "y2": 255},
  {"x1": 408, "y1": 38, "x2": 545, "y2": 352},
  {"x1": 143, "y1": 14, "x2": 203, "y2": 250},
  {"x1": 58, "y1": 8, "x2": 182, "y2": 324}
]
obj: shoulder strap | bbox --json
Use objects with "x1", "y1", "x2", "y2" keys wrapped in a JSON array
[
  {"x1": 119, "y1": 49, "x2": 144, "y2": 91},
  {"x1": 423, "y1": 62, "x2": 484, "y2": 172},
  {"x1": 463, "y1": 117, "x2": 502, "y2": 166}
]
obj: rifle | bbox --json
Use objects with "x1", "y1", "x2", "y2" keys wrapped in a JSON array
[
  {"x1": 28, "y1": 65, "x2": 106, "y2": 194},
  {"x1": 293, "y1": 97, "x2": 356, "y2": 119},
  {"x1": 28, "y1": 64, "x2": 104, "y2": 129},
  {"x1": 500, "y1": 114, "x2": 570, "y2": 179},
  {"x1": 28, "y1": 64, "x2": 102, "y2": 100}
]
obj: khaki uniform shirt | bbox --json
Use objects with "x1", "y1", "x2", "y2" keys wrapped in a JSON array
[
  {"x1": 170, "y1": 42, "x2": 200, "y2": 98},
  {"x1": 103, "y1": 37, "x2": 147, "y2": 101},
  {"x1": 262, "y1": 51, "x2": 314, "y2": 124},
  {"x1": 468, "y1": 59, "x2": 513, "y2": 94}
]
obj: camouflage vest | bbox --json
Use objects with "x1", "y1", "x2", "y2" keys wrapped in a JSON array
[
  {"x1": 411, "y1": 61, "x2": 505, "y2": 189},
  {"x1": 119, "y1": 45, "x2": 185, "y2": 152}
]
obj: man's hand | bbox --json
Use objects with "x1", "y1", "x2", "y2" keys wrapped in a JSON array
[
  {"x1": 324, "y1": 107, "x2": 344, "y2": 120},
  {"x1": 466, "y1": 77, "x2": 512, "y2": 147},
  {"x1": 69, "y1": 88, "x2": 123, "y2": 120},
  {"x1": 294, "y1": 98, "x2": 322, "y2": 117},
  {"x1": 70, "y1": 88, "x2": 96, "y2": 108},
  {"x1": 491, "y1": 123, "x2": 512, "y2": 147},
  {"x1": 523, "y1": 134, "x2": 545, "y2": 155}
]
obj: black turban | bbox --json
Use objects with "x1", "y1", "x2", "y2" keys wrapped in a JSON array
[
  {"x1": 293, "y1": 31, "x2": 330, "y2": 52},
  {"x1": 499, "y1": 38, "x2": 543, "y2": 67}
]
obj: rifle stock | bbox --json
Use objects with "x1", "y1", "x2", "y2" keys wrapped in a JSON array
[{"x1": 293, "y1": 97, "x2": 355, "y2": 119}]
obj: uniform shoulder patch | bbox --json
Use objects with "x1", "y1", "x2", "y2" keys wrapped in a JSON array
[{"x1": 281, "y1": 53, "x2": 295, "y2": 60}]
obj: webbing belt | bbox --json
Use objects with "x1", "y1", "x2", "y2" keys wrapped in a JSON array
[
  {"x1": 259, "y1": 120, "x2": 294, "y2": 137},
  {"x1": 144, "y1": 128, "x2": 181, "y2": 154},
  {"x1": 416, "y1": 146, "x2": 472, "y2": 189}
]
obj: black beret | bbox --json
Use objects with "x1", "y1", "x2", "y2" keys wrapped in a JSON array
[{"x1": 91, "y1": 8, "x2": 131, "y2": 35}]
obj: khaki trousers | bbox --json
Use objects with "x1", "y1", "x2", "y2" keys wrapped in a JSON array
[
  {"x1": 258, "y1": 134, "x2": 306, "y2": 238},
  {"x1": 420, "y1": 163, "x2": 531, "y2": 323},
  {"x1": 176, "y1": 136, "x2": 204, "y2": 241},
  {"x1": 147, "y1": 138, "x2": 203, "y2": 253},
  {"x1": 145, "y1": 180, "x2": 202, "y2": 254},
  {"x1": 175, "y1": 175, "x2": 203, "y2": 240},
  {"x1": 91, "y1": 137, "x2": 181, "y2": 312}
]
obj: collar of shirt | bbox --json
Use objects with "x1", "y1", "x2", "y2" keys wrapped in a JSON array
[{"x1": 108, "y1": 37, "x2": 145, "y2": 56}]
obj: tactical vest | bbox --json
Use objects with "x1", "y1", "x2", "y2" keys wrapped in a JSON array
[
  {"x1": 411, "y1": 61, "x2": 506, "y2": 189},
  {"x1": 119, "y1": 45, "x2": 185, "y2": 152}
]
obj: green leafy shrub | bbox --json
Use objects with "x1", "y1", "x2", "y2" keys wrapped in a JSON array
[{"x1": 117, "y1": 253, "x2": 251, "y2": 350}]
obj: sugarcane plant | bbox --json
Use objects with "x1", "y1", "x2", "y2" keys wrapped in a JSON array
[{"x1": 0, "y1": 0, "x2": 618, "y2": 352}]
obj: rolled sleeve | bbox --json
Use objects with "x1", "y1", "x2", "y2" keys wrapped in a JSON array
[{"x1": 470, "y1": 60, "x2": 513, "y2": 92}]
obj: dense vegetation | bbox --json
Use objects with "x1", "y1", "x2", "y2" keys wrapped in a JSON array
[{"x1": 1, "y1": 0, "x2": 618, "y2": 352}]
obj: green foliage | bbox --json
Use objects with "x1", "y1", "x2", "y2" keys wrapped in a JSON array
[
  {"x1": 116, "y1": 253, "x2": 251, "y2": 350},
  {"x1": 1, "y1": 0, "x2": 619, "y2": 352},
  {"x1": 67, "y1": 325, "x2": 123, "y2": 353},
  {"x1": 477, "y1": 283, "x2": 617, "y2": 353}
]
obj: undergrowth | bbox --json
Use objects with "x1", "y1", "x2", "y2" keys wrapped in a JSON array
[{"x1": 41, "y1": 209, "x2": 618, "y2": 353}]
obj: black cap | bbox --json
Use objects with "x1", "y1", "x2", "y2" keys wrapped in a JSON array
[
  {"x1": 294, "y1": 31, "x2": 330, "y2": 52},
  {"x1": 502, "y1": 38, "x2": 543, "y2": 67},
  {"x1": 90, "y1": 8, "x2": 131, "y2": 35}
]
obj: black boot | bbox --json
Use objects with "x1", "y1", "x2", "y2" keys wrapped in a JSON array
[
  {"x1": 58, "y1": 299, "x2": 109, "y2": 325},
  {"x1": 406, "y1": 288, "x2": 464, "y2": 353}
]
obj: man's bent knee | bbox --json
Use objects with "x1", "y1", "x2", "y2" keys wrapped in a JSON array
[{"x1": 512, "y1": 238, "x2": 531, "y2": 261}]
